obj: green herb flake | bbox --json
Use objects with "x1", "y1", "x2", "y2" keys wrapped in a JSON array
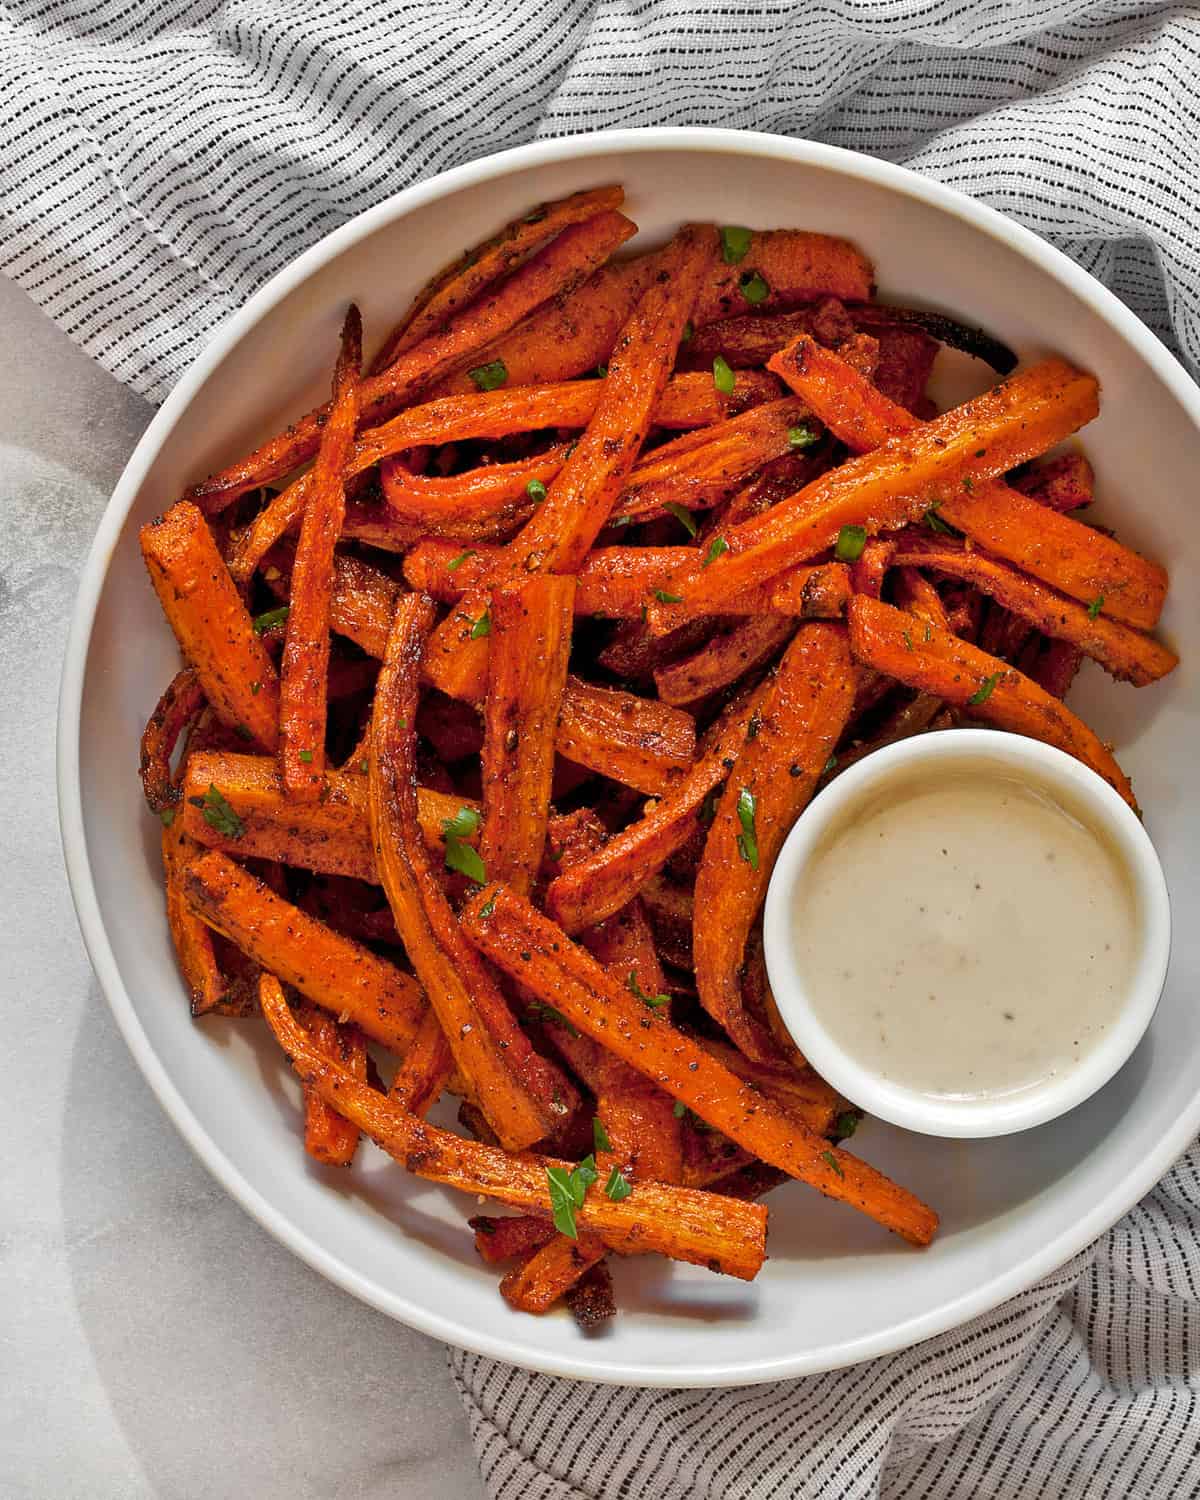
[
  {"x1": 470, "y1": 611, "x2": 491, "y2": 640},
  {"x1": 190, "y1": 784, "x2": 244, "y2": 840},
  {"x1": 159, "y1": 808, "x2": 176, "y2": 828},
  {"x1": 468, "y1": 359, "x2": 508, "y2": 392},
  {"x1": 820, "y1": 1148, "x2": 845, "y2": 1179},
  {"x1": 834, "y1": 524, "x2": 867, "y2": 563},
  {"x1": 664, "y1": 502, "x2": 698, "y2": 539},
  {"x1": 902, "y1": 630, "x2": 914, "y2": 652},
  {"x1": 298, "y1": 749, "x2": 314, "y2": 763},
  {"x1": 681, "y1": 319, "x2": 694, "y2": 344},
  {"x1": 823, "y1": 755, "x2": 838, "y2": 775},
  {"x1": 441, "y1": 806, "x2": 482, "y2": 840},
  {"x1": 735, "y1": 788, "x2": 759, "y2": 870},
  {"x1": 720, "y1": 225, "x2": 753, "y2": 264},
  {"x1": 788, "y1": 423, "x2": 820, "y2": 450},
  {"x1": 595, "y1": 364, "x2": 608, "y2": 378},
  {"x1": 627, "y1": 970, "x2": 670, "y2": 1010},
  {"x1": 252, "y1": 604, "x2": 290, "y2": 635},
  {"x1": 713, "y1": 355, "x2": 736, "y2": 396},
  {"x1": 525, "y1": 478, "x2": 547, "y2": 504},
  {"x1": 962, "y1": 476, "x2": 975, "y2": 493},
  {"x1": 441, "y1": 805, "x2": 486, "y2": 884},
  {"x1": 925, "y1": 504, "x2": 956, "y2": 536},
  {"x1": 968, "y1": 672, "x2": 1001, "y2": 706},
  {"x1": 1087, "y1": 594, "x2": 1105, "y2": 620},
  {"x1": 235, "y1": 723, "x2": 254, "y2": 742},
  {"x1": 834, "y1": 1110, "x2": 860, "y2": 1141},
  {"x1": 593, "y1": 1117, "x2": 613, "y2": 1154},
  {"x1": 739, "y1": 270, "x2": 769, "y2": 306},
  {"x1": 653, "y1": 588, "x2": 684, "y2": 605},
  {"x1": 672, "y1": 1100, "x2": 687, "y2": 1119},
  {"x1": 478, "y1": 893, "x2": 497, "y2": 919},
  {"x1": 604, "y1": 1166, "x2": 633, "y2": 1203},
  {"x1": 358, "y1": 760, "x2": 369, "y2": 775},
  {"x1": 527, "y1": 1000, "x2": 579, "y2": 1038},
  {"x1": 702, "y1": 536, "x2": 729, "y2": 568},
  {"x1": 546, "y1": 1165, "x2": 584, "y2": 1239},
  {"x1": 250, "y1": 680, "x2": 262, "y2": 696},
  {"x1": 447, "y1": 549, "x2": 478, "y2": 572}
]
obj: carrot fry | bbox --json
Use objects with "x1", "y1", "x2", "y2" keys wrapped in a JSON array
[
  {"x1": 546, "y1": 686, "x2": 763, "y2": 933},
  {"x1": 259, "y1": 974, "x2": 768, "y2": 1277},
  {"x1": 694, "y1": 623, "x2": 855, "y2": 1060},
  {"x1": 1015, "y1": 451, "x2": 1095, "y2": 512},
  {"x1": 692, "y1": 229, "x2": 875, "y2": 324},
  {"x1": 160, "y1": 811, "x2": 225, "y2": 1015},
  {"x1": 187, "y1": 211, "x2": 637, "y2": 510},
  {"x1": 847, "y1": 594, "x2": 1137, "y2": 806},
  {"x1": 423, "y1": 223, "x2": 719, "y2": 703},
  {"x1": 367, "y1": 591, "x2": 576, "y2": 1150},
  {"x1": 1028, "y1": 637, "x2": 1084, "y2": 700},
  {"x1": 295, "y1": 1000, "x2": 367, "y2": 1166},
  {"x1": 892, "y1": 565, "x2": 950, "y2": 632},
  {"x1": 647, "y1": 355, "x2": 1102, "y2": 630},
  {"x1": 481, "y1": 577, "x2": 576, "y2": 895},
  {"x1": 371, "y1": 186, "x2": 626, "y2": 373},
  {"x1": 552, "y1": 681, "x2": 696, "y2": 796},
  {"x1": 462, "y1": 886, "x2": 939, "y2": 1246},
  {"x1": 697, "y1": 1038, "x2": 845, "y2": 1136},
  {"x1": 470, "y1": 1214, "x2": 557, "y2": 1266},
  {"x1": 388, "y1": 1010, "x2": 454, "y2": 1118},
  {"x1": 769, "y1": 333, "x2": 1165, "y2": 629},
  {"x1": 183, "y1": 849, "x2": 426, "y2": 1051},
  {"x1": 379, "y1": 444, "x2": 571, "y2": 538},
  {"x1": 140, "y1": 502, "x2": 280, "y2": 748},
  {"x1": 279, "y1": 305, "x2": 362, "y2": 799},
  {"x1": 140, "y1": 667, "x2": 205, "y2": 814},
  {"x1": 500, "y1": 1232, "x2": 607, "y2": 1315},
  {"x1": 654, "y1": 616, "x2": 796, "y2": 707},
  {"x1": 887, "y1": 534, "x2": 1177, "y2": 687},
  {"x1": 328, "y1": 551, "x2": 401, "y2": 659}
]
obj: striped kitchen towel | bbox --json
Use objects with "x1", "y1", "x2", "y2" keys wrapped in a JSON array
[{"x1": 4, "y1": 2, "x2": 1198, "y2": 1496}]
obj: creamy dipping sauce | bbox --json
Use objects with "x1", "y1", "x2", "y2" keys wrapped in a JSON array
[{"x1": 792, "y1": 769, "x2": 1138, "y2": 1100}]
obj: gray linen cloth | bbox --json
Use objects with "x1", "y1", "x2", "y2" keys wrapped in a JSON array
[{"x1": 5, "y1": 2, "x2": 1197, "y2": 1494}]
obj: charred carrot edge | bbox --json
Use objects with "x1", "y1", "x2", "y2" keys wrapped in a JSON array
[
  {"x1": 388, "y1": 1010, "x2": 455, "y2": 1118},
  {"x1": 367, "y1": 591, "x2": 576, "y2": 1150},
  {"x1": 470, "y1": 1214, "x2": 558, "y2": 1265},
  {"x1": 371, "y1": 186, "x2": 626, "y2": 373},
  {"x1": 422, "y1": 224, "x2": 719, "y2": 703},
  {"x1": 694, "y1": 623, "x2": 856, "y2": 1061},
  {"x1": 296, "y1": 1000, "x2": 366, "y2": 1166},
  {"x1": 553, "y1": 680, "x2": 696, "y2": 797},
  {"x1": 481, "y1": 576, "x2": 576, "y2": 895},
  {"x1": 462, "y1": 885, "x2": 939, "y2": 1247},
  {"x1": 259, "y1": 974, "x2": 768, "y2": 1278},
  {"x1": 887, "y1": 535, "x2": 1177, "y2": 687},
  {"x1": 188, "y1": 211, "x2": 637, "y2": 511},
  {"x1": 279, "y1": 306, "x2": 362, "y2": 800},
  {"x1": 692, "y1": 229, "x2": 874, "y2": 325},
  {"x1": 1014, "y1": 451, "x2": 1095, "y2": 512},
  {"x1": 328, "y1": 551, "x2": 400, "y2": 659},
  {"x1": 654, "y1": 615, "x2": 797, "y2": 707},
  {"x1": 140, "y1": 667, "x2": 205, "y2": 814},
  {"x1": 379, "y1": 444, "x2": 571, "y2": 536},
  {"x1": 546, "y1": 685, "x2": 762, "y2": 933},
  {"x1": 140, "y1": 502, "x2": 280, "y2": 748},
  {"x1": 847, "y1": 594, "x2": 1137, "y2": 807},
  {"x1": 160, "y1": 813, "x2": 226, "y2": 1016},
  {"x1": 1029, "y1": 637, "x2": 1084, "y2": 700},
  {"x1": 500, "y1": 1232, "x2": 608, "y2": 1315},
  {"x1": 647, "y1": 354, "x2": 1102, "y2": 631},
  {"x1": 770, "y1": 333, "x2": 1166, "y2": 629},
  {"x1": 183, "y1": 848, "x2": 427, "y2": 1053}
]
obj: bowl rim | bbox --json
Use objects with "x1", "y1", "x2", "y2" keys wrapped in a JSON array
[
  {"x1": 763, "y1": 729, "x2": 1172, "y2": 1139},
  {"x1": 56, "y1": 124, "x2": 1200, "y2": 1387}
]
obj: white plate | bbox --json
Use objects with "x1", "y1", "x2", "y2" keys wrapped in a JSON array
[{"x1": 58, "y1": 128, "x2": 1200, "y2": 1386}]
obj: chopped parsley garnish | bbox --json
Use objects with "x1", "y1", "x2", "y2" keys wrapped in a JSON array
[
  {"x1": 604, "y1": 1166, "x2": 633, "y2": 1202},
  {"x1": 447, "y1": 549, "x2": 478, "y2": 572},
  {"x1": 442, "y1": 806, "x2": 481, "y2": 840},
  {"x1": 968, "y1": 672, "x2": 1001, "y2": 706},
  {"x1": 681, "y1": 319, "x2": 694, "y2": 344},
  {"x1": 441, "y1": 806, "x2": 486, "y2": 884},
  {"x1": 820, "y1": 1149, "x2": 845, "y2": 1178},
  {"x1": 735, "y1": 788, "x2": 758, "y2": 870},
  {"x1": 627, "y1": 971, "x2": 670, "y2": 1009},
  {"x1": 672, "y1": 1100, "x2": 687, "y2": 1119},
  {"x1": 595, "y1": 364, "x2": 608, "y2": 378},
  {"x1": 546, "y1": 1155, "x2": 599, "y2": 1239},
  {"x1": 712, "y1": 355, "x2": 736, "y2": 396},
  {"x1": 234, "y1": 723, "x2": 253, "y2": 742},
  {"x1": 526, "y1": 479, "x2": 547, "y2": 503},
  {"x1": 664, "y1": 502, "x2": 698, "y2": 539},
  {"x1": 252, "y1": 604, "x2": 289, "y2": 635},
  {"x1": 925, "y1": 504, "x2": 956, "y2": 535},
  {"x1": 962, "y1": 476, "x2": 975, "y2": 492},
  {"x1": 188, "y1": 784, "x2": 244, "y2": 840},
  {"x1": 902, "y1": 630, "x2": 914, "y2": 652},
  {"x1": 1087, "y1": 594, "x2": 1105, "y2": 620},
  {"x1": 470, "y1": 611, "x2": 491, "y2": 640},
  {"x1": 834, "y1": 1110, "x2": 860, "y2": 1140},
  {"x1": 739, "y1": 270, "x2": 769, "y2": 306},
  {"x1": 720, "y1": 225, "x2": 753, "y2": 264},
  {"x1": 478, "y1": 892, "x2": 497, "y2": 919},
  {"x1": 593, "y1": 1117, "x2": 612, "y2": 1154},
  {"x1": 298, "y1": 749, "x2": 314, "y2": 763},
  {"x1": 834, "y1": 524, "x2": 867, "y2": 562},
  {"x1": 527, "y1": 1000, "x2": 579, "y2": 1038},
  {"x1": 823, "y1": 754, "x2": 838, "y2": 775},
  {"x1": 652, "y1": 589, "x2": 683, "y2": 605},
  {"x1": 701, "y1": 536, "x2": 729, "y2": 568},
  {"x1": 358, "y1": 760, "x2": 369, "y2": 775},
  {"x1": 159, "y1": 808, "x2": 176, "y2": 828},
  {"x1": 250, "y1": 680, "x2": 262, "y2": 696},
  {"x1": 467, "y1": 359, "x2": 508, "y2": 392},
  {"x1": 788, "y1": 423, "x2": 820, "y2": 449}
]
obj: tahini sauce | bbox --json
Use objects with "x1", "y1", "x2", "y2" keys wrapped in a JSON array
[{"x1": 793, "y1": 771, "x2": 1137, "y2": 1099}]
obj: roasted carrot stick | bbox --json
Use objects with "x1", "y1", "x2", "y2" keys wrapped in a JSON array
[
  {"x1": 1014, "y1": 451, "x2": 1095, "y2": 512},
  {"x1": 694, "y1": 623, "x2": 855, "y2": 1060},
  {"x1": 646, "y1": 357, "x2": 1102, "y2": 630},
  {"x1": 279, "y1": 306, "x2": 362, "y2": 799},
  {"x1": 259, "y1": 974, "x2": 768, "y2": 1277},
  {"x1": 654, "y1": 615, "x2": 796, "y2": 707},
  {"x1": 545, "y1": 684, "x2": 764, "y2": 933},
  {"x1": 887, "y1": 534, "x2": 1177, "y2": 687},
  {"x1": 470, "y1": 1214, "x2": 557, "y2": 1265},
  {"x1": 140, "y1": 502, "x2": 280, "y2": 749},
  {"x1": 295, "y1": 1000, "x2": 367, "y2": 1166},
  {"x1": 371, "y1": 186, "x2": 626, "y2": 372},
  {"x1": 160, "y1": 811, "x2": 226, "y2": 1016},
  {"x1": 140, "y1": 667, "x2": 205, "y2": 815},
  {"x1": 183, "y1": 849, "x2": 427, "y2": 1053},
  {"x1": 379, "y1": 444, "x2": 571, "y2": 538},
  {"x1": 367, "y1": 591, "x2": 576, "y2": 1150},
  {"x1": 423, "y1": 223, "x2": 719, "y2": 703},
  {"x1": 462, "y1": 885, "x2": 938, "y2": 1246},
  {"x1": 551, "y1": 681, "x2": 696, "y2": 796},
  {"x1": 692, "y1": 228, "x2": 875, "y2": 324},
  {"x1": 500, "y1": 1232, "x2": 607, "y2": 1315},
  {"x1": 187, "y1": 211, "x2": 637, "y2": 510},
  {"x1": 481, "y1": 576, "x2": 576, "y2": 895},
  {"x1": 388, "y1": 1010, "x2": 455, "y2": 1118},
  {"x1": 769, "y1": 333, "x2": 1165, "y2": 629},
  {"x1": 847, "y1": 594, "x2": 1137, "y2": 806}
]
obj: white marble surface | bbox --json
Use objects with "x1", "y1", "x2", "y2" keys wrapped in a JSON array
[{"x1": 0, "y1": 276, "x2": 484, "y2": 1500}]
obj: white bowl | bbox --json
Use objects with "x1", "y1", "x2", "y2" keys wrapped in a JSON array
[
  {"x1": 59, "y1": 128, "x2": 1200, "y2": 1386},
  {"x1": 764, "y1": 731, "x2": 1171, "y2": 1139}
]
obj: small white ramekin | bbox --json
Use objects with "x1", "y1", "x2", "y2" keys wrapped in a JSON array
[{"x1": 763, "y1": 729, "x2": 1171, "y2": 1138}]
